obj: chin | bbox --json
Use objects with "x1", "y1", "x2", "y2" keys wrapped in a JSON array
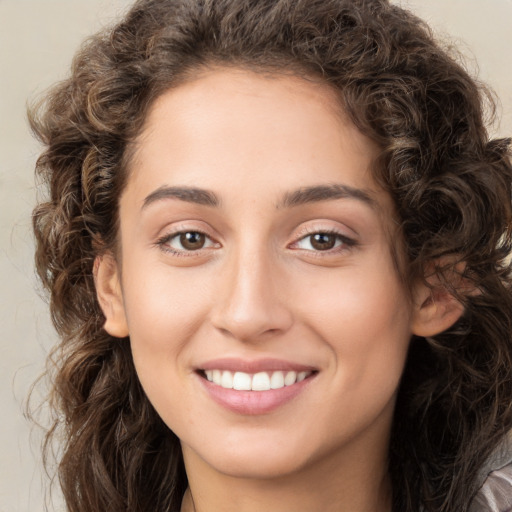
[
  {"x1": 183, "y1": 429, "x2": 316, "y2": 480},
  {"x1": 210, "y1": 451, "x2": 308, "y2": 480}
]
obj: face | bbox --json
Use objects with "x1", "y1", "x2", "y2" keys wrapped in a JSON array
[{"x1": 101, "y1": 69, "x2": 418, "y2": 481}]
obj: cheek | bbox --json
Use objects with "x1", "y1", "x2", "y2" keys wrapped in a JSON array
[
  {"x1": 123, "y1": 261, "x2": 212, "y2": 340},
  {"x1": 120, "y1": 261, "x2": 214, "y2": 398},
  {"x1": 295, "y1": 260, "x2": 411, "y2": 342},
  {"x1": 290, "y1": 268, "x2": 411, "y2": 439},
  {"x1": 293, "y1": 256, "x2": 412, "y2": 390}
]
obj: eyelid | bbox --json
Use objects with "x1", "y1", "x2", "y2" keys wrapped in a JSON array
[
  {"x1": 154, "y1": 223, "x2": 221, "y2": 256},
  {"x1": 292, "y1": 221, "x2": 357, "y2": 242},
  {"x1": 288, "y1": 224, "x2": 358, "y2": 253}
]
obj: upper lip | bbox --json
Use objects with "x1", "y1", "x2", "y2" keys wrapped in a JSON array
[{"x1": 198, "y1": 357, "x2": 317, "y2": 374}]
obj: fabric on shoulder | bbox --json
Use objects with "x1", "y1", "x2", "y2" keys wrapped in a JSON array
[{"x1": 469, "y1": 431, "x2": 512, "y2": 512}]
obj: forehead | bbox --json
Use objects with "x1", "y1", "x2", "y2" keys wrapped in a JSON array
[{"x1": 128, "y1": 68, "x2": 384, "y2": 201}]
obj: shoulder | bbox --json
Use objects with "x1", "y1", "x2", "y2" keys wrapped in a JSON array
[{"x1": 469, "y1": 432, "x2": 512, "y2": 512}]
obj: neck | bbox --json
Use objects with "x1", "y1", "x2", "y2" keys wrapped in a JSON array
[{"x1": 181, "y1": 478, "x2": 392, "y2": 512}]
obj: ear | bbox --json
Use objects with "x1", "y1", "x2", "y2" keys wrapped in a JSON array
[
  {"x1": 94, "y1": 253, "x2": 129, "y2": 338},
  {"x1": 411, "y1": 262, "x2": 467, "y2": 338}
]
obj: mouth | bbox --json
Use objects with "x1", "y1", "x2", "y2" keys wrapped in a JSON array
[
  {"x1": 196, "y1": 360, "x2": 318, "y2": 415},
  {"x1": 198, "y1": 369, "x2": 315, "y2": 391}
]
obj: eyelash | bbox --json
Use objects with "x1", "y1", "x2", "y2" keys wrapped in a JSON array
[
  {"x1": 155, "y1": 228, "x2": 357, "y2": 257},
  {"x1": 155, "y1": 229, "x2": 218, "y2": 257},
  {"x1": 289, "y1": 228, "x2": 357, "y2": 255}
]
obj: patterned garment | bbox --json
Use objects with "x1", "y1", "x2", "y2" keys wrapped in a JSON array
[{"x1": 469, "y1": 432, "x2": 512, "y2": 512}]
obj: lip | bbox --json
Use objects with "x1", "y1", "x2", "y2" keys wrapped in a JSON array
[{"x1": 196, "y1": 358, "x2": 318, "y2": 415}]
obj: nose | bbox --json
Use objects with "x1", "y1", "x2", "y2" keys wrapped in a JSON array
[{"x1": 210, "y1": 246, "x2": 294, "y2": 343}]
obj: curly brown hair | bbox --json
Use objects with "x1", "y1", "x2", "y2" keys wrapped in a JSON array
[{"x1": 30, "y1": 0, "x2": 512, "y2": 511}]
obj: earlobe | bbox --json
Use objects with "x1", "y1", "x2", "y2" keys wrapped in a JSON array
[{"x1": 94, "y1": 253, "x2": 129, "y2": 338}]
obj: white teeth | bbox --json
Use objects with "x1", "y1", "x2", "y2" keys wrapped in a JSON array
[
  {"x1": 212, "y1": 369, "x2": 222, "y2": 385},
  {"x1": 233, "y1": 371, "x2": 252, "y2": 390},
  {"x1": 297, "y1": 371, "x2": 308, "y2": 382},
  {"x1": 204, "y1": 369, "x2": 312, "y2": 391},
  {"x1": 220, "y1": 370, "x2": 233, "y2": 388},
  {"x1": 270, "y1": 371, "x2": 285, "y2": 389},
  {"x1": 252, "y1": 372, "x2": 271, "y2": 391},
  {"x1": 284, "y1": 371, "x2": 297, "y2": 386}
]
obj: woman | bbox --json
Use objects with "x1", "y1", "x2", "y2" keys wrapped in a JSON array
[{"x1": 30, "y1": 0, "x2": 512, "y2": 510}]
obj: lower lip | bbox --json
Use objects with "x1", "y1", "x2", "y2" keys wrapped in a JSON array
[{"x1": 198, "y1": 374, "x2": 315, "y2": 415}]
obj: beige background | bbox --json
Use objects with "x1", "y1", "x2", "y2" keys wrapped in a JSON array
[{"x1": 1, "y1": 1, "x2": 511, "y2": 510}]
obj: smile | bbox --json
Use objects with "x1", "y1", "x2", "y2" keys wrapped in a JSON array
[
  {"x1": 197, "y1": 359, "x2": 318, "y2": 414},
  {"x1": 203, "y1": 369, "x2": 313, "y2": 391}
]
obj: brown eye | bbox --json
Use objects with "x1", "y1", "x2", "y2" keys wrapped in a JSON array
[
  {"x1": 293, "y1": 231, "x2": 350, "y2": 253},
  {"x1": 179, "y1": 232, "x2": 206, "y2": 250},
  {"x1": 309, "y1": 233, "x2": 337, "y2": 251},
  {"x1": 158, "y1": 229, "x2": 218, "y2": 255}
]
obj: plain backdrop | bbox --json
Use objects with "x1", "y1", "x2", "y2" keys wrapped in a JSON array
[{"x1": 1, "y1": 1, "x2": 511, "y2": 510}]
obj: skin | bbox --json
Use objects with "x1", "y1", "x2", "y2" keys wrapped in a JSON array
[{"x1": 96, "y1": 68, "x2": 463, "y2": 512}]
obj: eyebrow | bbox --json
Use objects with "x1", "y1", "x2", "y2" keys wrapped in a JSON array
[
  {"x1": 142, "y1": 183, "x2": 376, "y2": 211},
  {"x1": 277, "y1": 183, "x2": 377, "y2": 210},
  {"x1": 142, "y1": 186, "x2": 220, "y2": 209}
]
